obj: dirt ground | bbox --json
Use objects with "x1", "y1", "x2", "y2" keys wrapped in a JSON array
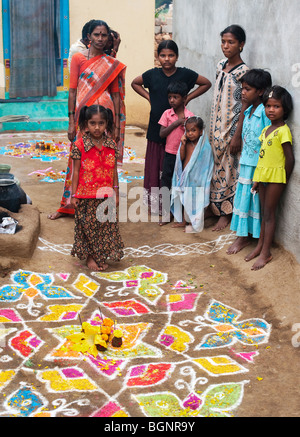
[{"x1": 0, "y1": 127, "x2": 299, "y2": 419}]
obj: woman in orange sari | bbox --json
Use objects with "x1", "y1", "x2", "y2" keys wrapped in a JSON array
[{"x1": 48, "y1": 20, "x2": 126, "y2": 220}]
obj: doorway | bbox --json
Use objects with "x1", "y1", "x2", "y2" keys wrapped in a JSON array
[{"x1": 2, "y1": 0, "x2": 69, "y2": 99}]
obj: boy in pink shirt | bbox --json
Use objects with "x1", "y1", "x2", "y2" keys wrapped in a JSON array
[{"x1": 158, "y1": 81, "x2": 194, "y2": 224}]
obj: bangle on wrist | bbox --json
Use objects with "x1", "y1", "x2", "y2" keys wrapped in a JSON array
[{"x1": 68, "y1": 111, "x2": 75, "y2": 117}]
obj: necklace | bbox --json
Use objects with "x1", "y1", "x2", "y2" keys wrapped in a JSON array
[
  {"x1": 93, "y1": 138, "x2": 102, "y2": 144},
  {"x1": 91, "y1": 136, "x2": 103, "y2": 149}
]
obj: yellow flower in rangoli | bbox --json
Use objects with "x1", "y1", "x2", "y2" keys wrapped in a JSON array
[{"x1": 67, "y1": 323, "x2": 100, "y2": 358}]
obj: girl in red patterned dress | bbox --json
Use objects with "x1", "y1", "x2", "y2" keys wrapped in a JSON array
[{"x1": 70, "y1": 105, "x2": 124, "y2": 271}]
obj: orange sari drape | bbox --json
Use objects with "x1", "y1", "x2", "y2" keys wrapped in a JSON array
[{"x1": 75, "y1": 54, "x2": 126, "y2": 157}]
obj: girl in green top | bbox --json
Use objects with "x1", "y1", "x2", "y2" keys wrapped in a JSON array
[{"x1": 248, "y1": 86, "x2": 294, "y2": 270}]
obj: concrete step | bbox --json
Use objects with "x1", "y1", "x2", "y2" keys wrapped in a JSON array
[
  {"x1": 0, "y1": 118, "x2": 69, "y2": 132},
  {"x1": 0, "y1": 100, "x2": 68, "y2": 119},
  {"x1": 0, "y1": 95, "x2": 68, "y2": 131}
]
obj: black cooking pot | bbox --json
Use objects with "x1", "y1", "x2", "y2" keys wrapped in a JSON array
[
  {"x1": 0, "y1": 177, "x2": 22, "y2": 212},
  {"x1": 0, "y1": 173, "x2": 27, "y2": 206}
]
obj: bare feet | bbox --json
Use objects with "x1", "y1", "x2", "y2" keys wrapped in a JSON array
[
  {"x1": 212, "y1": 215, "x2": 231, "y2": 231},
  {"x1": 204, "y1": 205, "x2": 214, "y2": 219},
  {"x1": 98, "y1": 263, "x2": 108, "y2": 271},
  {"x1": 159, "y1": 213, "x2": 173, "y2": 226},
  {"x1": 159, "y1": 220, "x2": 169, "y2": 226},
  {"x1": 86, "y1": 256, "x2": 108, "y2": 271},
  {"x1": 47, "y1": 211, "x2": 67, "y2": 220},
  {"x1": 251, "y1": 255, "x2": 273, "y2": 271},
  {"x1": 244, "y1": 246, "x2": 262, "y2": 262},
  {"x1": 226, "y1": 237, "x2": 250, "y2": 255},
  {"x1": 185, "y1": 225, "x2": 196, "y2": 233},
  {"x1": 171, "y1": 222, "x2": 186, "y2": 228}
]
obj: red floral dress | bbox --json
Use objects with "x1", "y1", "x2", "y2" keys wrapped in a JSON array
[{"x1": 70, "y1": 134, "x2": 124, "y2": 266}]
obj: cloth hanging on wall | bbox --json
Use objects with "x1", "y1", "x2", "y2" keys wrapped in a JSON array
[{"x1": 9, "y1": 0, "x2": 60, "y2": 98}]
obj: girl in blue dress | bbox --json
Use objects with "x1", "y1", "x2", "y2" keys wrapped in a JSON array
[{"x1": 227, "y1": 69, "x2": 272, "y2": 255}]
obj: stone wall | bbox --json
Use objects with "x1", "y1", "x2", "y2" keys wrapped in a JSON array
[{"x1": 154, "y1": 6, "x2": 173, "y2": 67}]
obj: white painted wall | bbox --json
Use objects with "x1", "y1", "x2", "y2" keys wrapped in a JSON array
[{"x1": 173, "y1": 0, "x2": 300, "y2": 261}]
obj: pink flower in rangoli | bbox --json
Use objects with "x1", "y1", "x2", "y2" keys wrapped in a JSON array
[
  {"x1": 183, "y1": 392, "x2": 202, "y2": 410},
  {"x1": 125, "y1": 280, "x2": 139, "y2": 287},
  {"x1": 140, "y1": 272, "x2": 154, "y2": 279}
]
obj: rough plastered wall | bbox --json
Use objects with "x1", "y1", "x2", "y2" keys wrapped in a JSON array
[
  {"x1": 69, "y1": 0, "x2": 155, "y2": 127},
  {"x1": 173, "y1": 0, "x2": 300, "y2": 262}
]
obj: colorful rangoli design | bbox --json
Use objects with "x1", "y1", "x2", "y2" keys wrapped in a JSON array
[
  {"x1": 0, "y1": 265, "x2": 271, "y2": 417},
  {"x1": 0, "y1": 140, "x2": 69, "y2": 161}
]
